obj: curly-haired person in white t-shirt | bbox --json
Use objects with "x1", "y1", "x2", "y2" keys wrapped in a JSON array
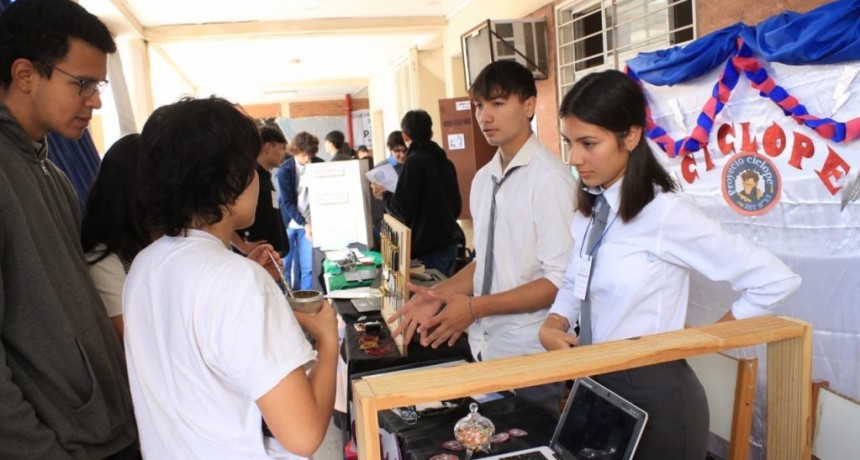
[{"x1": 124, "y1": 96, "x2": 338, "y2": 460}]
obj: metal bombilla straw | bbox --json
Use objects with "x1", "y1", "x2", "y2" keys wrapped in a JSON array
[{"x1": 268, "y1": 251, "x2": 294, "y2": 297}]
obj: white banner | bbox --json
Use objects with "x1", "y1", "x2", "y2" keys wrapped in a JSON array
[
  {"x1": 642, "y1": 59, "x2": 860, "y2": 410},
  {"x1": 351, "y1": 109, "x2": 372, "y2": 150}
]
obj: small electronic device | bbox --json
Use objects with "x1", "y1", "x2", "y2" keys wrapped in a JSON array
[
  {"x1": 364, "y1": 320, "x2": 382, "y2": 335},
  {"x1": 344, "y1": 268, "x2": 379, "y2": 282},
  {"x1": 351, "y1": 296, "x2": 383, "y2": 313},
  {"x1": 482, "y1": 377, "x2": 648, "y2": 460}
]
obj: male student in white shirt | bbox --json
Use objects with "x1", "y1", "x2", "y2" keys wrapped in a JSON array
[{"x1": 389, "y1": 60, "x2": 576, "y2": 414}]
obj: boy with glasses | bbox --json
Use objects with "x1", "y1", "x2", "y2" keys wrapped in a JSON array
[
  {"x1": 386, "y1": 130, "x2": 408, "y2": 175},
  {"x1": 0, "y1": 0, "x2": 138, "y2": 458}
]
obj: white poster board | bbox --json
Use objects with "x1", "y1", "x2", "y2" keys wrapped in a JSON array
[{"x1": 306, "y1": 160, "x2": 372, "y2": 250}]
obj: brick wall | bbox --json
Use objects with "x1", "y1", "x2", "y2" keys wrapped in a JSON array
[
  {"x1": 288, "y1": 98, "x2": 370, "y2": 118},
  {"x1": 527, "y1": 0, "x2": 833, "y2": 158},
  {"x1": 696, "y1": 0, "x2": 832, "y2": 35},
  {"x1": 527, "y1": 3, "x2": 560, "y2": 158},
  {"x1": 242, "y1": 103, "x2": 281, "y2": 120}
]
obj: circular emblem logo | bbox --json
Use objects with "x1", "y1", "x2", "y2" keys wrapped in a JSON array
[{"x1": 721, "y1": 153, "x2": 781, "y2": 216}]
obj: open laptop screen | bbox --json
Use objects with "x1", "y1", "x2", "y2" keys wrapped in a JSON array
[{"x1": 550, "y1": 377, "x2": 648, "y2": 460}]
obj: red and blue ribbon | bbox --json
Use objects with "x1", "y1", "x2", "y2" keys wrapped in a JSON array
[{"x1": 629, "y1": 37, "x2": 860, "y2": 158}]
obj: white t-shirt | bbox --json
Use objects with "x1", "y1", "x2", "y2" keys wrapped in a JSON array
[
  {"x1": 550, "y1": 178, "x2": 801, "y2": 344},
  {"x1": 469, "y1": 135, "x2": 576, "y2": 360},
  {"x1": 124, "y1": 229, "x2": 316, "y2": 459},
  {"x1": 289, "y1": 162, "x2": 311, "y2": 229},
  {"x1": 85, "y1": 247, "x2": 125, "y2": 318}
]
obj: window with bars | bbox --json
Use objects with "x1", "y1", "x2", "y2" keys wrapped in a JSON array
[{"x1": 556, "y1": 0, "x2": 695, "y2": 99}]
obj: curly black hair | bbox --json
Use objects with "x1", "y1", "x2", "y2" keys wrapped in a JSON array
[{"x1": 140, "y1": 96, "x2": 261, "y2": 237}]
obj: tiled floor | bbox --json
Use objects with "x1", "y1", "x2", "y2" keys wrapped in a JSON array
[{"x1": 313, "y1": 418, "x2": 344, "y2": 460}]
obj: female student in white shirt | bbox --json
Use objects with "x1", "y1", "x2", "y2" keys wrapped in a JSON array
[{"x1": 539, "y1": 70, "x2": 801, "y2": 460}]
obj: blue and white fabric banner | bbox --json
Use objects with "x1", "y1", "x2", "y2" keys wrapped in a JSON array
[{"x1": 620, "y1": 0, "x2": 860, "y2": 430}]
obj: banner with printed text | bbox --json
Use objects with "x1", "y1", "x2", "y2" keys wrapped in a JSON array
[{"x1": 625, "y1": 2, "x2": 860, "y2": 453}]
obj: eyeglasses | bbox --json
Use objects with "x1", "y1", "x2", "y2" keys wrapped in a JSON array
[{"x1": 51, "y1": 66, "x2": 109, "y2": 98}]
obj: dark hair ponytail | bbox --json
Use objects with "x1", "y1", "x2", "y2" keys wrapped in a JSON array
[
  {"x1": 559, "y1": 70, "x2": 676, "y2": 221},
  {"x1": 82, "y1": 134, "x2": 149, "y2": 266}
]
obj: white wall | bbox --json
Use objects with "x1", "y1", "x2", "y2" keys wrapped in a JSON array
[
  {"x1": 416, "y1": 46, "x2": 447, "y2": 146},
  {"x1": 369, "y1": 1, "x2": 553, "y2": 149},
  {"x1": 97, "y1": 40, "x2": 196, "y2": 151},
  {"x1": 368, "y1": 63, "x2": 403, "y2": 158},
  {"x1": 115, "y1": 38, "x2": 152, "y2": 131},
  {"x1": 147, "y1": 48, "x2": 197, "y2": 110}
]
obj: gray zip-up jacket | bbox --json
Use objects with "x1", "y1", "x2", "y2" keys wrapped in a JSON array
[{"x1": 0, "y1": 103, "x2": 137, "y2": 459}]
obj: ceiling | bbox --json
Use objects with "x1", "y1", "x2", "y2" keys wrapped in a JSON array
[{"x1": 78, "y1": 0, "x2": 469, "y2": 105}]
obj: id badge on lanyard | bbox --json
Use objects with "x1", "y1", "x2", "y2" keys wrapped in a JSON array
[{"x1": 574, "y1": 255, "x2": 593, "y2": 301}]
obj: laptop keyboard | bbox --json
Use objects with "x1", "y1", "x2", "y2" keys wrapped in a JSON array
[{"x1": 498, "y1": 452, "x2": 552, "y2": 460}]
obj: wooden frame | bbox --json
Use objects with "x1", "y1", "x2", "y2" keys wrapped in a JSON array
[
  {"x1": 729, "y1": 357, "x2": 758, "y2": 460},
  {"x1": 810, "y1": 380, "x2": 829, "y2": 460},
  {"x1": 380, "y1": 214, "x2": 411, "y2": 356},
  {"x1": 353, "y1": 316, "x2": 812, "y2": 459},
  {"x1": 688, "y1": 353, "x2": 758, "y2": 460},
  {"x1": 811, "y1": 379, "x2": 860, "y2": 460}
]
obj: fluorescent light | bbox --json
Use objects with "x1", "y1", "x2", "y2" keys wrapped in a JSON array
[{"x1": 265, "y1": 89, "x2": 298, "y2": 98}]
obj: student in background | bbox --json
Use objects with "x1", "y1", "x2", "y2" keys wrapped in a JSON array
[
  {"x1": 356, "y1": 143, "x2": 374, "y2": 169},
  {"x1": 356, "y1": 144, "x2": 371, "y2": 159},
  {"x1": 277, "y1": 131, "x2": 325, "y2": 290},
  {"x1": 540, "y1": 70, "x2": 801, "y2": 459},
  {"x1": 232, "y1": 126, "x2": 289, "y2": 258},
  {"x1": 126, "y1": 96, "x2": 337, "y2": 458},
  {"x1": 369, "y1": 130, "x2": 407, "y2": 249},
  {"x1": 372, "y1": 110, "x2": 462, "y2": 275},
  {"x1": 82, "y1": 134, "x2": 148, "y2": 341},
  {"x1": 0, "y1": 0, "x2": 139, "y2": 457},
  {"x1": 325, "y1": 129, "x2": 354, "y2": 161},
  {"x1": 386, "y1": 130, "x2": 408, "y2": 175}
]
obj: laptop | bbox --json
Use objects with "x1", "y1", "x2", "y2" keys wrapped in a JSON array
[
  {"x1": 482, "y1": 377, "x2": 648, "y2": 460},
  {"x1": 350, "y1": 295, "x2": 383, "y2": 313}
]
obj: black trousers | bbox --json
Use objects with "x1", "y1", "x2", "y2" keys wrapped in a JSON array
[
  {"x1": 103, "y1": 443, "x2": 141, "y2": 460},
  {"x1": 593, "y1": 360, "x2": 708, "y2": 460}
]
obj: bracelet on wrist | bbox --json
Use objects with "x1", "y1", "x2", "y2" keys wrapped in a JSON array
[{"x1": 468, "y1": 296, "x2": 478, "y2": 323}]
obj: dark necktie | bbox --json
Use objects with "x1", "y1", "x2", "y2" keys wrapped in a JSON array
[
  {"x1": 480, "y1": 167, "x2": 520, "y2": 296},
  {"x1": 579, "y1": 194, "x2": 609, "y2": 346}
]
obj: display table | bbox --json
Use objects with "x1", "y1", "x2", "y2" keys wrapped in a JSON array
[
  {"x1": 334, "y1": 297, "x2": 472, "y2": 380},
  {"x1": 378, "y1": 392, "x2": 557, "y2": 460},
  {"x1": 330, "y1": 271, "x2": 473, "y2": 458}
]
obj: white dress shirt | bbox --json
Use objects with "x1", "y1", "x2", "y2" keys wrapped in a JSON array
[
  {"x1": 550, "y1": 178, "x2": 801, "y2": 344},
  {"x1": 470, "y1": 134, "x2": 576, "y2": 360}
]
